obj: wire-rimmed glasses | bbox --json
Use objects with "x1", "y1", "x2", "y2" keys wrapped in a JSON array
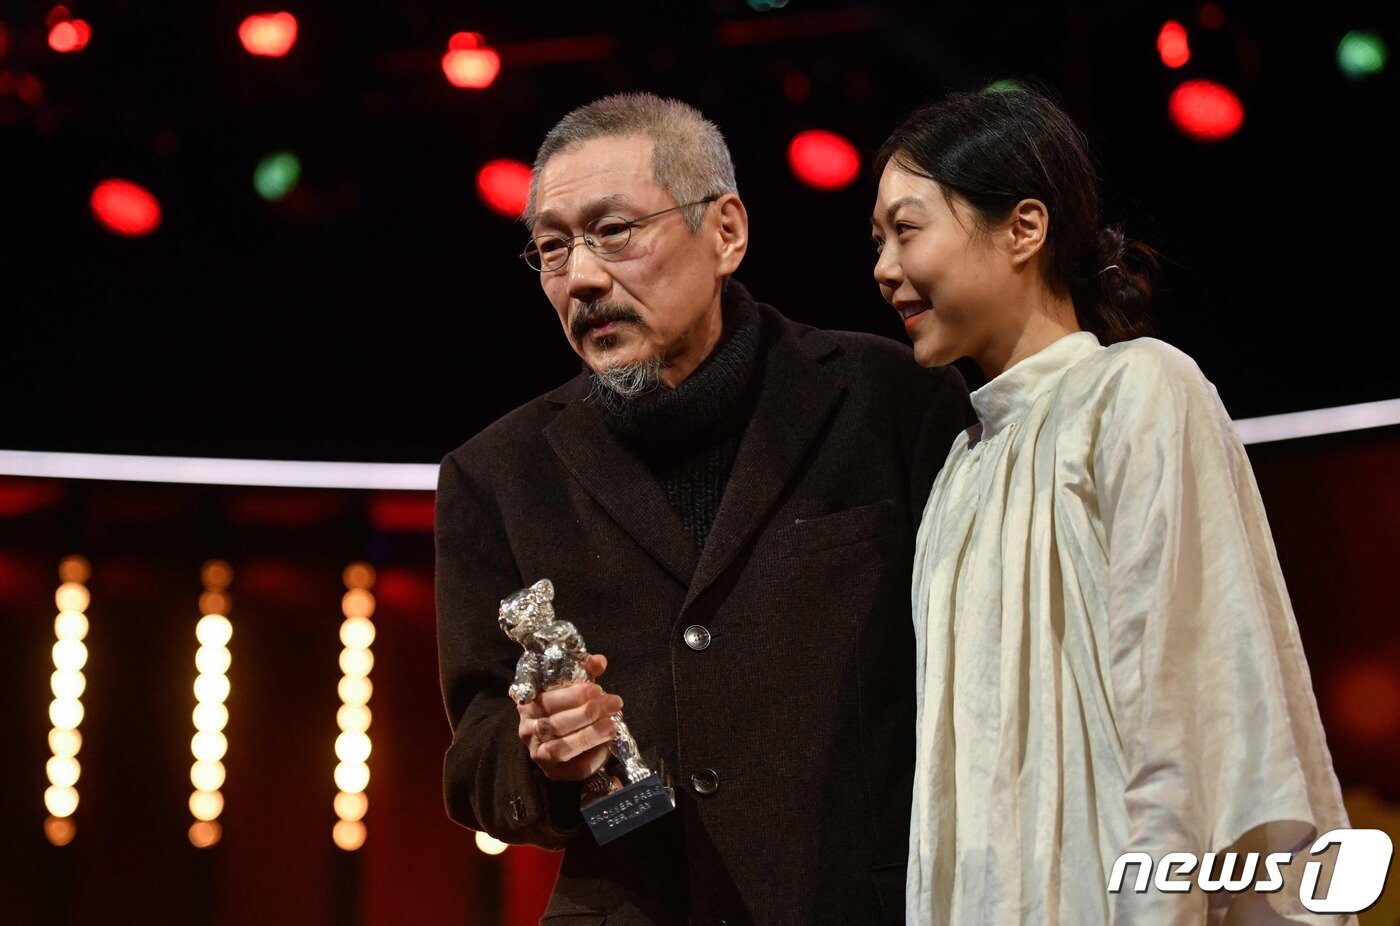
[{"x1": 520, "y1": 195, "x2": 720, "y2": 272}]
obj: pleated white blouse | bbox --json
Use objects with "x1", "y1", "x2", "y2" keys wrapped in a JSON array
[{"x1": 907, "y1": 332, "x2": 1354, "y2": 925}]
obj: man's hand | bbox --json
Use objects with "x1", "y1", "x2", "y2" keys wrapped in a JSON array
[{"x1": 516, "y1": 654, "x2": 623, "y2": 782}]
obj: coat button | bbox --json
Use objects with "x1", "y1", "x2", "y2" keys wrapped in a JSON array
[
  {"x1": 691, "y1": 768, "x2": 719, "y2": 796},
  {"x1": 683, "y1": 624, "x2": 711, "y2": 651}
]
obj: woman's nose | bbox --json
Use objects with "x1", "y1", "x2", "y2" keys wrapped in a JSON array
[{"x1": 873, "y1": 243, "x2": 902, "y2": 291}]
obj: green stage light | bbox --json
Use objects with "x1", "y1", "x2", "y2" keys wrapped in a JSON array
[
  {"x1": 984, "y1": 79, "x2": 1024, "y2": 93},
  {"x1": 254, "y1": 151, "x2": 302, "y2": 202},
  {"x1": 1338, "y1": 31, "x2": 1387, "y2": 80}
]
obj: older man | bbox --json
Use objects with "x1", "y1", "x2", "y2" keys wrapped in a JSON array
[{"x1": 435, "y1": 93, "x2": 971, "y2": 925}]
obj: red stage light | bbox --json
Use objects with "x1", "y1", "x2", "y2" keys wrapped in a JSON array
[
  {"x1": 90, "y1": 179, "x2": 161, "y2": 237},
  {"x1": 1156, "y1": 20, "x2": 1190, "y2": 68},
  {"x1": 1168, "y1": 79, "x2": 1244, "y2": 143},
  {"x1": 476, "y1": 159, "x2": 532, "y2": 218},
  {"x1": 16, "y1": 73, "x2": 42, "y2": 104},
  {"x1": 238, "y1": 12, "x2": 297, "y2": 58},
  {"x1": 45, "y1": 5, "x2": 70, "y2": 27},
  {"x1": 442, "y1": 33, "x2": 500, "y2": 89},
  {"x1": 787, "y1": 129, "x2": 860, "y2": 191},
  {"x1": 48, "y1": 18, "x2": 91, "y2": 53}
]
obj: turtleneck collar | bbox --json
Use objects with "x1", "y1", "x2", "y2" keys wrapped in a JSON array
[
  {"x1": 970, "y1": 331, "x2": 1102, "y2": 441},
  {"x1": 589, "y1": 278, "x2": 765, "y2": 452}
]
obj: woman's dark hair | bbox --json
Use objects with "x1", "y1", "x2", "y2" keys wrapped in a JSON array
[{"x1": 874, "y1": 86, "x2": 1158, "y2": 344}]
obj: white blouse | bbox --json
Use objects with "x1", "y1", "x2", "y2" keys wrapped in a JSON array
[{"x1": 907, "y1": 332, "x2": 1354, "y2": 925}]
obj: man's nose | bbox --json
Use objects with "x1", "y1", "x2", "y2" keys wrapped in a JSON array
[{"x1": 564, "y1": 242, "x2": 611, "y2": 304}]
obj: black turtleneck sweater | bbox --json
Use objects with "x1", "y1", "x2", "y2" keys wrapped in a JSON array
[{"x1": 589, "y1": 282, "x2": 764, "y2": 550}]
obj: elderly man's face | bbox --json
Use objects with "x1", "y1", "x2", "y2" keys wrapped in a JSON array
[{"x1": 531, "y1": 134, "x2": 742, "y2": 387}]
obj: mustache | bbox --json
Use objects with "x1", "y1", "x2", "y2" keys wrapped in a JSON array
[{"x1": 570, "y1": 302, "x2": 642, "y2": 343}]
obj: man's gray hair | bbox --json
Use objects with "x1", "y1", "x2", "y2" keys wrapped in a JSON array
[{"x1": 523, "y1": 92, "x2": 738, "y2": 233}]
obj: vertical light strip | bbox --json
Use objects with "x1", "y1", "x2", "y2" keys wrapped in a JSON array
[
  {"x1": 332, "y1": 562, "x2": 375, "y2": 851},
  {"x1": 189, "y1": 560, "x2": 233, "y2": 848},
  {"x1": 45, "y1": 555, "x2": 91, "y2": 847}
]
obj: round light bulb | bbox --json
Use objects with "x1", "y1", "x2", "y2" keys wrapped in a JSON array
[
  {"x1": 55, "y1": 582, "x2": 90, "y2": 613},
  {"x1": 52, "y1": 640, "x2": 88, "y2": 673},
  {"x1": 194, "y1": 673, "x2": 231, "y2": 705},
  {"x1": 342, "y1": 589, "x2": 375, "y2": 619},
  {"x1": 46, "y1": 756, "x2": 81, "y2": 788},
  {"x1": 189, "y1": 789, "x2": 224, "y2": 821},
  {"x1": 337, "y1": 704, "x2": 371, "y2": 733},
  {"x1": 334, "y1": 761, "x2": 370, "y2": 793},
  {"x1": 191, "y1": 730, "x2": 228, "y2": 762},
  {"x1": 337, "y1": 676, "x2": 372, "y2": 707},
  {"x1": 335, "y1": 731, "x2": 372, "y2": 764},
  {"x1": 193, "y1": 702, "x2": 229, "y2": 732},
  {"x1": 196, "y1": 614, "x2": 233, "y2": 647},
  {"x1": 49, "y1": 699, "x2": 84, "y2": 730},
  {"x1": 333, "y1": 819, "x2": 366, "y2": 851},
  {"x1": 49, "y1": 727, "x2": 82, "y2": 758},
  {"x1": 190, "y1": 760, "x2": 226, "y2": 791},
  {"x1": 476, "y1": 831, "x2": 508, "y2": 855},
  {"x1": 340, "y1": 616, "x2": 376, "y2": 649},
  {"x1": 195, "y1": 644, "x2": 232, "y2": 675},
  {"x1": 51, "y1": 670, "x2": 86, "y2": 700},
  {"x1": 189, "y1": 820, "x2": 222, "y2": 847},
  {"x1": 54, "y1": 611, "x2": 89, "y2": 641},
  {"x1": 339, "y1": 648, "x2": 374, "y2": 678},
  {"x1": 334, "y1": 790, "x2": 368, "y2": 822},
  {"x1": 45, "y1": 785, "x2": 79, "y2": 818}
]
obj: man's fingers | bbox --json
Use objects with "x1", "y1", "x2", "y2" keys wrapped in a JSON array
[
  {"x1": 541, "y1": 694, "x2": 624, "y2": 740},
  {"x1": 548, "y1": 743, "x2": 612, "y2": 783},
  {"x1": 537, "y1": 682, "x2": 604, "y2": 716},
  {"x1": 531, "y1": 716, "x2": 616, "y2": 766}
]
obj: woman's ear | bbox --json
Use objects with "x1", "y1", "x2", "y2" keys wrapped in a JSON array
[
  {"x1": 714, "y1": 194, "x2": 749, "y2": 277},
  {"x1": 1006, "y1": 198, "x2": 1049, "y2": 267}
]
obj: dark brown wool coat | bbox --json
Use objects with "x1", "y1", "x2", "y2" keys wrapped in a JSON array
[{"x1": 436, "y1": 298, "x2": 972, "y2": 925}]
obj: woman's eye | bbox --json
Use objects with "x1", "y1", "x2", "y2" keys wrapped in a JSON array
[{"x1": 894, "y1": 223, "x2": 916, "y2": 236}]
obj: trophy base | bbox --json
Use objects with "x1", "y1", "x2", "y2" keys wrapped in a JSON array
[{"x1": 582, "y1": 771, "x2": 675, "y2": 845}]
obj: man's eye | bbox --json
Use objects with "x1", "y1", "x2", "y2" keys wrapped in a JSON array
[
  {"x1": 894, "y1": 223, "x2": 916, "y2": 236},
  {"x1": 538, "y1": 238, "x2": 566, "y2": 254},
  {"x1": 872, "y1": 237, "x2": 885, "y2": 252},
  {"x1": 593, "y1": 221, "x2": 629, "y2": 240}
]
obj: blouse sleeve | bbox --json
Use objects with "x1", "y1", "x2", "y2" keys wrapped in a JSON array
[{"x1": 1092, "y1": 340, "x2": 1352, "y2": 925}]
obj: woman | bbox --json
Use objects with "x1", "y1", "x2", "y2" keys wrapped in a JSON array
[{"x1": 870, "y1": 87, "x2": 1353, "y2": 924}]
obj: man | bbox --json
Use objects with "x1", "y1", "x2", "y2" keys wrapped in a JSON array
[{"x1": 435, "y1": 93, "x2": 971, "y2": 925}]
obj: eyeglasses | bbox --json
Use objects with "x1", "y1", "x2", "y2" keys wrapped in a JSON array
[{"x1": 520, "y1": 195, "x2": 720, "y2": 272}]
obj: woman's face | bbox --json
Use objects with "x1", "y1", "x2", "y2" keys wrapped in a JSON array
[{"x1": 871, "y1": 161, "x2": 1015, "y2": 368}]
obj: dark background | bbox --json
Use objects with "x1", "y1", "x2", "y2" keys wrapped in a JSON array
[{"x1": 4, "y1": 0, "x2": 1396, "y2": 462}]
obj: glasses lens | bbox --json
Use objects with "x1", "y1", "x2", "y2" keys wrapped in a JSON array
[
  {"x1": 587, "y1": 217, "x2": 631, "y2": 255},
  {"x1": 526, "y1": 235, "x2": 569, "y2": 271}
]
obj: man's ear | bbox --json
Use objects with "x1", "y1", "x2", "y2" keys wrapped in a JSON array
[
  {"x1": 1006, "y1": 198, "x2": 1049, "y2": 267},
  {"x1": 713, "y1": 194, "x2": 749, "y2": 277}
]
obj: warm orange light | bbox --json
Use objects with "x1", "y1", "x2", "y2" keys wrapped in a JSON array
[
  {"x1": 337, "y1": 704, "x2": 371, "y2": 733},
  {"x1": 44, "y1": 785, "x2": 78, "y2": 817},
  {"x1": 343, "y1": 562, "x2": 376, "y2": 590},
  {"x1": 334, "y1": 761, "x2": 370, "y2": 793},
  {"x1": 196, "y1": 614, "x2": 233, "y2": 647},
  {"x1": 189, "y1": 820, "x2": 222, "y2": 848},
  {"x1": 48, "y1": 728, "x2": 81, "y2": 758},
  {"x1": 476, "y1": 831, "x2": 508, "y2": 855},
  {"x1": 337, "y1": 676, "x2": 372, "y2": 706},
  {"x1": 199, "y1": 590, "x2": 231, "y2": 616},
  {"x1": 58, "y1": 555, "x2": 90, "y2": 584},
  {"x1": 201, "y1": 560, "x2": 233, "y2": 590},
  {"x1": 334, "y1": 790, "x2": 368, "y2": 822},
  {"x1": 339, "y1": 648, "x2": 373, "y2": 678},
  {"x1": 238, "y1": 12, "x2": 297, "y2": 58},
  {"x1": 342, "y1": 588, "x2": 375, "y2": 619},
  {"x1": 333, "y1": 819, "x2": 366, "y2": 851},
  {"x1": 54, "y1": 611, "x2": 88, "y2": 641},
  {"x1": 191, "y1": 760, "x2": 226, "y2": 792},
  {"x1": 44, "y1": 815, "x2": 76, "y2": 846}
]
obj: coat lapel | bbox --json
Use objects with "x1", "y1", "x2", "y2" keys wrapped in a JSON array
[
  {"x1": 544, "y1": 381, "x2": 700, "y2": 587},
  {"x1": 682, "y1": 320, "x2": 847, "y2": 612}
]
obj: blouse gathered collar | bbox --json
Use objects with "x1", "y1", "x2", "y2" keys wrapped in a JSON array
[{"x1": 969, "y1": 330, "x2": 1102, "y2": 441}]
